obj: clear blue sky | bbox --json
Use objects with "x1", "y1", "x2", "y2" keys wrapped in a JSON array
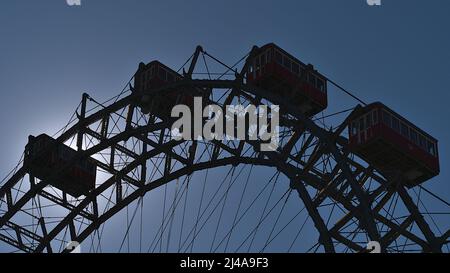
[{"x1": 0, "y1": 0, "x2": 449, "y2": 252}]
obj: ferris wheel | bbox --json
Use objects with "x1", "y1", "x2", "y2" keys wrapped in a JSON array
[{"x1": 0, "y1": 44, "x2": 449, "y2": 253}]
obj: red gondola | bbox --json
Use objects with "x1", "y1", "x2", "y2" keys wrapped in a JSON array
[
  {"x1": 133, "y1": 61, "x2": 196, "y2": 116},
  {"x1": 134, "y1": 61, "x2": 182, "y2": 92},
  {"x1": 348, "y1": 102, "x2": 439, "y2": 187},
  {"x1": 24, "y1": 134, "x2": 97, "y2": 197},
  {"x1": 246, "y1": 43, "x2": 328, "y2": 116}
]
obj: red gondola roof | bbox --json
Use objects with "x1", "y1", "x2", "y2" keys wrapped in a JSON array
[{"x1": 356, "y1": 101, "x2": 437, "y2": 143}]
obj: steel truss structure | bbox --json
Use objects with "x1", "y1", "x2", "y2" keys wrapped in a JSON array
[{"x1": 0, "y1": 46, "x2": 449, "y2": 253}]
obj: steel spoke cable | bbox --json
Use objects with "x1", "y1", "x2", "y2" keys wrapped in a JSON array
[
  {"x1": 126, "y1": 185, "x2": 131, "y2": 252},
  {"x1": 418, "y1": 185, "x2": 450, "y2": 208},
  {"x1": 118, "y1": 197, "x2": 143, "y2": 252},
  {"x1": 51, "y1": 101, "x2": 82, "y2": 138},
  {"x1": 186, "y1": 142, "x2": 224, "y2": 253},
  {"x1": 177, "y1": 176, "x2": 190, "y2": 252},
  {"x1": 343, "y1": 222, "x2": 362, "y2": 253},
  {"x1": 201, "y1": 52, "x2": 212, "y2": 80},
  {"x1": 145, "y1": 148, "x2": 198, "y2": 251},
  {"x1": 397, "y1": 187, "x2": 424, "y2": 253},
  {"x1": 166, "y1": 177, "x2": 184, "y2": 252},
  {"x1": 224, "y1": 165, "x2": 254, "y2": 252},
  {"x1": 325, "y1": 76, "x2": 367, "y2": 106},
  {"x1": 288, "y1": 215, "x2": 311, "y2": 253},
  {"x1": 176, "y1": 51, "x2": 195, "y2": 74},
  {"x1": 325, "y1": 199, "x2": 338, "y2": 227},
  {"x1": 159, "y1": 183, "x2": 168, "y2": 252},
  {"x1": 147, "y1": 172, "x2": 193, "y2": 252},
  {"x1": 188, "y1": 167, "x2": 208, "y2": 252},
  {"x1": 210, "y1": 166, "x2": 236, "y2": 252},
  {"x1": 248, "y1": 171, "x2": 281, "y2": 252},
  {"x1": 233, "y1": 188, "x2": 292, "y2": 253},
  {"x1": 178, "y1": 156, "x2": 247, "y2": 251},
  {"x1": 201, "y1": 50, "x2": 250, "y2": 80},
  {"x1": 145, "y1": 154, "x2": 199, "y2": 252},
  {"x1": 179, "y1": 160, "x2": 256, "y2": 252},
  {"x1": 12, "y1": 176, "x2": 26, "y2": 205},
  {"x1": 178, "y1": 166, "x2": 241, "y2": 252},
  {"x1": 148, "y1": 175, "x2": 192, "y2": 252},
  {"x1": 305, "y1": 242, "x2": 320, "y2": 253},
  {"x1": 413, "y1": 187, "x2": 449, "y2": 251},
  {"x1": 139, "y1": 191, "x2": 144, "y2": 253},
  {"x1": 247, "y1": 171, "x2": 280, "y2": 252},
  {"x1": 387, "y1": 193, "x2": 402, "y2": 226},
  {"x1": 0, "y1": 152, "x2": 24, "y2": 186},
  {"x1": 247, "y1": 196, "x2": 306, "y2": 252},
  {"x1": 84, "y1": 75, "x2": 133, "y2": 115},
  {"x1": 260, "y1": 190, "x2": 292, "y2": 252},
  {"x1": 93, "y1": 179, "x2": 122, "y2": 253},
  {"x1": 379, "y1": 192, "x2": 399, "y2": 234}
]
